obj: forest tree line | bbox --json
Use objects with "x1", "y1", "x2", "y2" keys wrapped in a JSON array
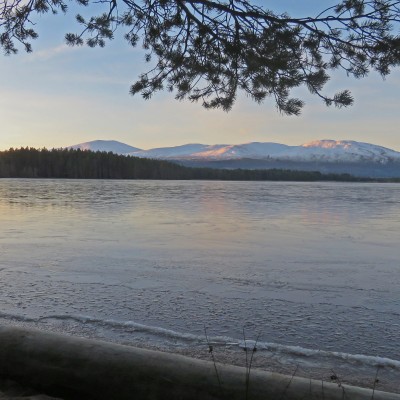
[{"x1": 0, "y1": 147, "x2": 386, "y2": 182}]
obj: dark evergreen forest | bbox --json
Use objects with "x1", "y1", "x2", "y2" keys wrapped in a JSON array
[{"x1": 0, "y1": 147, "x2": 379, "y2": 182}]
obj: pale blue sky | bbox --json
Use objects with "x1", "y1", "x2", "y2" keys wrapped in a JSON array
[{"x1": 0, "y1": 1, "x2": 399, "y2": 151}]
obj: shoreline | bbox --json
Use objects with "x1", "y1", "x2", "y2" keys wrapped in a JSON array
[
  {"x1": 127, "y1": 341, "x2": 400, "y2": 394},
  {"x1": 1, "y1": 325, "x2": 400, "y2": 400},
  {"x1": 1, "y1": 318, "x2": 400, "y2": 395}
]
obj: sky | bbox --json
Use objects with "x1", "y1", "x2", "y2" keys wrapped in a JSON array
[{"x1": 0, "y1": 1, "x2": 399, "y2": 151}]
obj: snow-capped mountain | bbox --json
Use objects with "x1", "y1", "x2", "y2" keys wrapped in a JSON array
[
  {"x1": 127, "y1": 142, "x2": 291, "y2": 160},
  {"x1": 279, "y1": 140, "x2": 400, "y2": 163},
  {"x1": 130, "y1": 143, "x2": 209, "y2": 158},
  {"x1": 127, "y1": 139, "x2": 400, "y2": 164},
  {"x1": 67, "y1": 140, "x2": 141, "y2": 154},
  {"x1": 65, "y1": 140, "x2": 400, "y2": 177}
]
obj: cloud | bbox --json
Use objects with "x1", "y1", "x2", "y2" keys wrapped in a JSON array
[{"x1": 28, "y1": 43, "x2": 81, "y2": 61}]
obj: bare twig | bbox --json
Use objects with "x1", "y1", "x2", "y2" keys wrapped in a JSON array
[
  {"x1": 242, "y1": 329, "x2": 261, "y2": 400},
  {"x1": 330, "y1": 369, "x2": 348, "y2": 399},
  {"x1": 204, "y1": 325, "x2": 222, "y2": 391},
  {"x1": 278, "y1": 364, "x2": 299, "y2": 400},
  {"x1": 371, "y1": 366, "x2": 381, "y2": 400}
]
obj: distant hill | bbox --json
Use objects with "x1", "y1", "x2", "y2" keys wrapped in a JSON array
[
  {"x1": 66, "y1": 139, "x2": 400, "y2": 163},
  {"x1": 127, "y1": 139, "x2": 400, "y2": 164},
  {"x1": 65, "y1": 139, "x2": 400, "y2": 178},
  {"x1": 67, "y1": 140, "x2": 142, "y2": 154}
]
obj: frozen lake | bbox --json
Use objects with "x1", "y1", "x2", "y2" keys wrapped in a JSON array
[{"x1": 0, "y1": 179, "x2": 399, "y2": 390}]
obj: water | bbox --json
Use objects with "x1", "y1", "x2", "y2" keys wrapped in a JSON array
[{"x1": 0, "y1": 179, "x2": 399, "y2": 391}]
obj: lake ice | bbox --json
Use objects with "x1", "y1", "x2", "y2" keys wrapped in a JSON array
[{"x1": 0, "y1": 179, "x2": 399, "y2": 391}]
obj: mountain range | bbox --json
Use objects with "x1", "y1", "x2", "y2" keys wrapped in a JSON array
[{"x1": 67, "y1": 139, "x2": 400, "y2": 178}]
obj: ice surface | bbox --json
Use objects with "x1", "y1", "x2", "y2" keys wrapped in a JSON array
[{"x1": 0, "y1": 179, "x2": 399, "y2": 391}]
